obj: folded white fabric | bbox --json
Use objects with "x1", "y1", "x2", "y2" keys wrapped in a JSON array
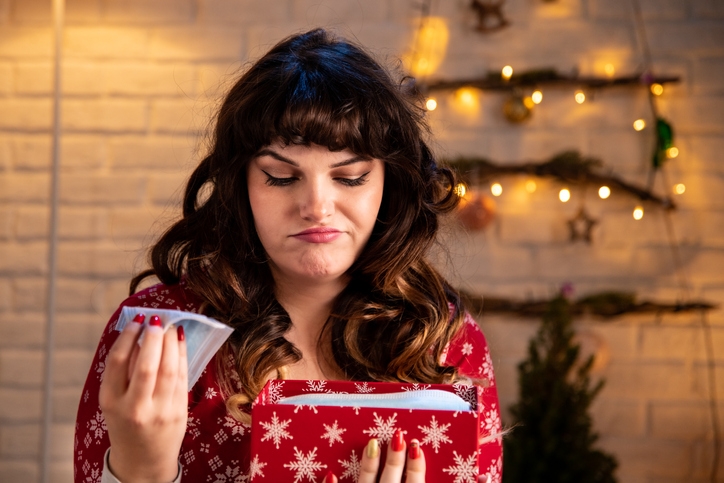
[
  {"x1": 115, "y1": 306, "x2": 234, "y2": 391},
  {"x1": 278, "y1": 389, "x2": 471, "y2": 411}
]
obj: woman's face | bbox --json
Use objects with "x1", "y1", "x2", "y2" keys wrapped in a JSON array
[{"x1": 247, "y1": 142, "x2": 384, "y2": 286}]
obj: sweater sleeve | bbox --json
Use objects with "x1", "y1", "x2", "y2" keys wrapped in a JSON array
[{"x1": 443, "y1": 311, "x2": 503, "y2": 483}]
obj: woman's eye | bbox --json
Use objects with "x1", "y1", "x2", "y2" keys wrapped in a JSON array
[
  {"x1": 337, "y1": 172, "x2": 370, "y2": 187},
  {"x1": 263, "y1": 171, "x2": 297, "y2": 186}
]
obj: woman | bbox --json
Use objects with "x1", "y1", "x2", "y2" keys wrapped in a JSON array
[{"x1": 75, "y1": 28, "x2": 501, "y2": 483}]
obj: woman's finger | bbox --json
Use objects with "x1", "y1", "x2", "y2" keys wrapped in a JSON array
[
  {"x1": 379, "y1": 429, "x2": 406, "y2": 483},
  {"x1": 357, "y1": 438, "x2": 381, "y2": 483},
  {"x1": 405, "y1": 439, "x2": 426, "y2": 483},
  {"x1": 101, "y1": 313, "x2": 145, "y2": 399},
  {"x1": 127, "y1": 315, "x2": 165, "y2": 400},
  {"x1": 173, "y1": 325, "x2": 189, "y2": 400},
  {"x1": 153, "y1": 324, "x2": 181, "y2": 400}
]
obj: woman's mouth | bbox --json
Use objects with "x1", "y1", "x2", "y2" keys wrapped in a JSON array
[{"x1": 291, "y1": 228, "x2": 342, "y2": 243}]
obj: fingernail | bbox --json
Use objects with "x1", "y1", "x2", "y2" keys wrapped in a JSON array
[
  {"x1": 149, "y1": 315, "x2": 162, "y2": 327},
  {"x1": 365, "y1": 438, "x2": 379, "y2": 458},
  {"x1": 392, "y1": 429, "x2": 404, "y2": 452},
  {"x1": 322, "y1": 471, "x2": 336, "y2": 483},
  {"x1": 132, "y1": 313, "x2": 145, "y2": 324},
  {"x1": 177, "y1": 325, "x2": 185, "y2": 341},
  {"x1": 409, "y1": 439, "x2": 421, "y2": 459}
]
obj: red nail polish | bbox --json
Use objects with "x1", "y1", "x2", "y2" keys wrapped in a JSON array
[
  {"x1": 177, "y1": 325, "x2": 185, "y2": 341},
  {"x1": 149, "y1": 315, "x2": 162, "y2": 327},
  {"x1": 409, "y1": 439, "x2": 421, "y2": 459},
  {"x1": 322, "y1": 471, "x2": 336, "y2": 483},
  {"x1": 132, "y1": 313, "x2": 145, "y2": 324},
  {"x1": 392, "y1": 429, "x2": 404, "y2": 452}
]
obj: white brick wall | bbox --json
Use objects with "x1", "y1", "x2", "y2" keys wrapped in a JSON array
[{"x1": 0, "y1": 0, "x2": 722, "y2": 481}]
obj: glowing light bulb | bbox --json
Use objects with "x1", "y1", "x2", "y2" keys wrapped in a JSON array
[
  {"x1": 525, "y1": 179, "x2": 537, "y2": 193},
  {"x1": 633, "y1": 119, "x2": 646, "y2": 131},
  {"x1": 491, "y1": 182, "x2": 503, "y2": 197},
  {"x1": 598, "y1": 186, "x2": 611, "y2": 199},
  {"x1": 501, "y1": 65, "x2": 513, "y2": 80},
  {"x1": 531, "y1": 90, "x2": 543, "y2": 104},
  {"x1": 575, "y1": 90, "x2": 586, "y2": 104},
  {"x1": 667, "y1": 146, "x2": 679, "y2": 158},
  {"x1": 650, "y1": 83, "x2": 664, "y2": 96},
  {"x1": 633, "y1": 206, "x2": 644, "y2": 220},
  {"x1": 426, "y1": 98, "x2": 437, "y2": 111},
  {"x1": 559, "y1": 188, "x2": 571, "y2": 202},
  {"x1": 674, "y1": 183, "x2": 686, "y2": 195},
  {"x1": 454, "y1": 183, "x2": 467, "y2": 197},
  {"x1": 604, "y1": 63, "x2": 615, "y2": 77}
]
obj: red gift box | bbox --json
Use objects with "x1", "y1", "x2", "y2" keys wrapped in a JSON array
[{"x1": 249, "y1": 380, "x2": 503, "y2": 482}]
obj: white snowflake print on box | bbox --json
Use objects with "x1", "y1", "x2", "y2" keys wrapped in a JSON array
[{"x1": 249, "y1": 379, "x2": 502, "y2": 481}]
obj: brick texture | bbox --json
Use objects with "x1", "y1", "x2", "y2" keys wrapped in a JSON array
[{"x1": 1, "y1": 1, "x2": 723, "y2": 482}]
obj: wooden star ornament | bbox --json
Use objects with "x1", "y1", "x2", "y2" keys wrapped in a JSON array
[{"x1": 567, "y1": 208, "x2": 598, "y2": 243}]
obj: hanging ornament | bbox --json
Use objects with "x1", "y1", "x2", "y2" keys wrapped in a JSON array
[
  {"x1": 503, "y1": 94, "x2": 533, "y2": 123},
  {"x1": 567, "y1": 207, "x2": 598, "y2": 243},
  {"x1": 653, "y1": 116, "x2": 674, "y2": 168},
  {"x1": 470, "y1": 0, "x2": 510, "y2": 33},
  {"x1": 456, "y1": 189, "x2": 497, "y2": 231}
]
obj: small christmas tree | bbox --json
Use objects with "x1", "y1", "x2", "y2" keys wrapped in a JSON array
[{"x1": 503, "y1": 290, "x2": 618, "y2": 483}]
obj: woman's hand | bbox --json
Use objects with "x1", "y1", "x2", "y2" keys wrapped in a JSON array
[
  {"x1": 99, "y1": 314, "x2": 188, "y2": 483},
  {"x1": 335, "y1": 429, "x2": 425, "y2": 483}
]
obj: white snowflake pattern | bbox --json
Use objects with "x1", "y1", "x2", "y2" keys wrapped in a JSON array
[
  {"x1": 462, "y1": 342, "x2": 474, "y2": 356},
  {"x1": 211, "y1": 464, "x2": 248, "y2": 483},
  {"x1": 480, "y1": 456, "x2": 502, "y2": 483},
  {"x1": 221, "y1": 415, "x2": 250, "y2": 439},
  {"x1": 321, "y1": 420, "x2": 346, "y2": 446},
  {"x1": 402, "y1": 383, "x2": 431, "y2": 391},
  {"x1": 248, "y1": 454, "x2": 267, "y2": 481},
  {"x1": 453, "y1": 383, "x2": 478, "y2": 410},
  {"x1": 418, "y1": 415, "x2": 452, "y2": 453},
  {"x1": 363, "y1": 412, "x2": 398, "y2": 444},
  {"x1": 87, "y1": 411, "x2": 106, "y2": 440},
  {"x1": 354, "y1": 382, "x2": 374, "y2": 393},
  {"x1": 482, "y1": 404, "x2": 502, "y2": 439},
  {"x1": 267, "y1": 380, "x2": 285, "y2": 404},
  {"x1": 260, "y1": 411, "x2": 293, "y2": 449},
  {"x1": 187, "y1": 415, "x2": 202, "y2": 440},
  {"x1": 479, "y1": 351, "x2": 495, "y2": 385},
  {"x1": 338, "y1": 450, "x2": 361, "y2": 480},
  {"x1": 442, "y1": 451, "x2": 478, "y2": 483},
  {"x1": 283, "y1": 446, "x2": 327, "y2": 482},
  {"x1": 206, "y1": 387, "x2": 219, "y2": 399},
  {"x1": 84, "y1": 465, "x2": 101, "y2": 483},
  {"x1": 305, "y1": 380, "x2": 327, "y2": 392},
  {"x1": 293, "y1": 404, "x2": 319, "y2": 414},
  {"x1": 209, "y1": 455, "x2": 223, "y2": 471}
]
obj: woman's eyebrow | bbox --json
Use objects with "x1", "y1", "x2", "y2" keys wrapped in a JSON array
[{"x1": 255, "y1": 149, "x2": 371, "y2": 169}]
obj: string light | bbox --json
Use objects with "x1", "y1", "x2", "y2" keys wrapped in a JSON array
[
  {"x1": 604, "y1": 63, "x2": 615, "y2": 77},
  {"x1": 633, "y1": 119, "x2": 646, "y2": 131},
  {"x1": 525, "y1": 179, "x2": 537, "y2": 193},
  {"x1": 531, "y1": 90, "x2": 543, "y2": 104},
  {"x1": 452, "y1": 87, "x2": 480, "y2": 115},
  {"x1": 491, "y1": 182, "x2": 503, "y2": 196},
  {"x1": 650, "y1": 83, "x2": 664, "y2": 96},
  {"x1": 633, "y1": 206, "x2": 644, "y2": 220},
  {"x1": 454, "y1": 182, "x2": 467, "y2": 197},
  {"x1": 425, "y1": 98, "x2": 438, "y2": 111},
  {"x1": 559, "y1": 188, "x2": 571, "y2": 202},
  {"x1": 598, "y1": 186, "x2": 611, "y2": 199},
  {"x1": 574, "y1": 90, "x2": 586, "y2": 104},
  {"x1": 674, "y1": 183, "x2": 686, "y2": 195},
  {"x1": 501, "y1": 65, "x2": 513, "y2": 81},
  {"x1": 666, "y1": 146, "x2": 679, "y2": 158}
]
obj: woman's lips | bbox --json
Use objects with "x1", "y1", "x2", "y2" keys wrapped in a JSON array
[{"x1": 291, "y1": 228, "x2": 342, "y2": 243}]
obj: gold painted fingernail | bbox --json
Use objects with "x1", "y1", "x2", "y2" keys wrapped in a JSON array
[{"x1": 366, "y1": 438, "x2": 379, "y2": 458}]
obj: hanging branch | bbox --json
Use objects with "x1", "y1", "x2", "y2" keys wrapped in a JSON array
[
  {"x1": 460, "y1": 290, "x2": 717, "y2": 319},
  {"x1": 421, "y1": 68, "x2": 680, "y2": 93},
  {"x1": 444, "y1": 150, "x2": 676, "y2": 210}
]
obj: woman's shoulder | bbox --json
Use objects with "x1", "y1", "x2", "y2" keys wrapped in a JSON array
[
  {"x1": 119, "y1": 279, "x2": 204, "y2": 313},
  {"x1": 443, "y1": 309, "x2": 497, "y2": 387}
]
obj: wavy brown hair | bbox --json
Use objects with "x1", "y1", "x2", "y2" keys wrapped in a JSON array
[{"x1": 130, "y1": 28, "x2": 466, "y2": 421}]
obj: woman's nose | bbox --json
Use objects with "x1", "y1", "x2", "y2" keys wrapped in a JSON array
[{"x1": 300, "y1": 182, "x2": 334, "y2": 221}]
